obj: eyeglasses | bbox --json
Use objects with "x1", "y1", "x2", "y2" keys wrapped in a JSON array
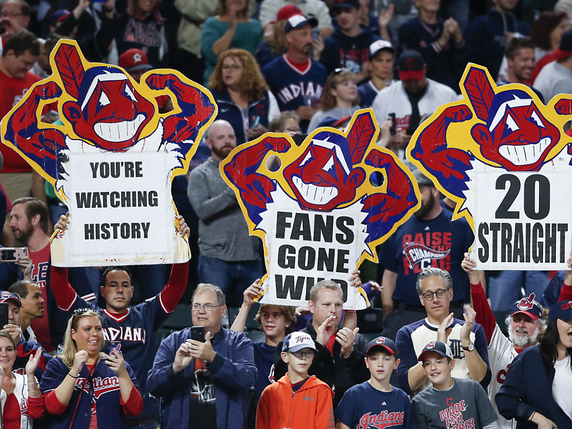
[
  {"x1": 1, "y1": 12, "x2": 24, "y2": 17},
  {"x1": 192, "y1": 303, "x2": 223, "y2": 312},
  {"x1": 222, "y1": 64, "x2": 243, "y2": 71},
  {"x1": 290, "y1": 350, "x2": 315, "y2": 358},
  {"x1": 420, "y1": 289, "x2": 449, "y2": 301}
]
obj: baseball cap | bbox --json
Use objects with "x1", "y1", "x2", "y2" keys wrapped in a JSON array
[
  {"x1": 282, "y1": 332, "x2": 318, "y2": 353},
  {"x1": 369, "y1": 40, "x2": 394, "y2": 58},
  {"x1": 398, "y1": 50, "x2": 425, "y2": 81},
  {"x1": 366, "y1": 336, "x2": 397, "y2": 355},
  {"x1": 332, "y1": 0, "x2": 360, "y2": 10},
  {"x1": 119, "y1": 49, "x2": 153, "y2": 73},
  {"x1": 284, "y1": 14, "x2": 318, "y2": 34},
  {"x1": 50, "y1": 9, "x2": 71, "y2": 28},
  {"x1": 548, "y1": 300, "x2": 572, "y2": 323},
  {"x1": 0, "y1": 291, "x2": 21, "y2": 308},
  {"x1": 509, "y1": 293, "x2": 542, "y2": 320},
  {"x1": 276, "y1": 4, "x2": 303, "y2": 22},
  {"x1": 418, "y1": 341, "x2": 453, "y2": 361}
]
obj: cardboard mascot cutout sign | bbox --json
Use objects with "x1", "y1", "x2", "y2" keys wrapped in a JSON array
[
  {"x1": 1, "y1": 40, "x2": 217, "y2": 266},
  {"x1": 408, "y1": 63, "x2": 572, "y2": 270},
  {"x1": 221, "y1": 109, "x2": 420, "y2": 308}
]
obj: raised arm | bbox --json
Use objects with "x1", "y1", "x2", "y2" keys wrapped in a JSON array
[
  {"x1": 462, "y1": 253, "x2": 495, "y2": 342},
  {"x1": 460, "y1": 307, "x2": 489, "y2": 383},
  {"x1": 230, "y1": 279, "x2": 261, "y2": 332}
]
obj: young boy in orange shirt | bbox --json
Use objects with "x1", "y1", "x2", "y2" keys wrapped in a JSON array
[{"x1": 256, "y1": 332, "x2": 334, "y2": 429}]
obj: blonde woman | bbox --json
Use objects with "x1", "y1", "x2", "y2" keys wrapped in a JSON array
[{"x1": 40, "y1": 309, "x2": 143, "y2": 429}]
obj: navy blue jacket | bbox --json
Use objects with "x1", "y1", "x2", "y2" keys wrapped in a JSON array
[
  {"x1": 464, "y1": 8, "x2": 530, "y2": 81},
  {"x1": 496, "y1": 345, "x2": 572, "y2": 428},
  {"x1": 41, "y1": 357, "x2": 141, "y2": 429},
  {"x1": 211, "y1": 89, "x2": 272, "y2": 145},
  {"x1": 147, "y1": 327, "x2": 257, "y2": 429},
  {"x1": 398, "y1": 17, "x2": 470, "y2": 91}
]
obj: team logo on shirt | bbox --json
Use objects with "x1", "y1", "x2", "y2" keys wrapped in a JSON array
[
  {"x1": 357, "y1": 411, "x2": 405, "y2": 429},
  {"x1": 77, "y1": 375, "x2": 121, "y2": 399}
]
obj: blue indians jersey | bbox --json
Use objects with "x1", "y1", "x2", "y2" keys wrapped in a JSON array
[
  {"x1": 358, "y1": 81, "x2": 379, "y2": 108},
  {"x1": 68, "y1": 294, "x2": 170, "y2": 416},
  {"x1": 380, "y1": 210, "x2": 474, "y2": 305},
  {"x1": 335, "y1": 381, "x2": 416, "y2": 429},
  {"x1": 262, "y1": 55, "x2": 327, "y2": 112}
]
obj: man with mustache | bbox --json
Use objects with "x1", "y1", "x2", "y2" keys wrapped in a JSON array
[
  {"x1": 461, "y1": 254, "x2": 560, "y2": 429},
  {"x1": 262, "y1": 14, "x2": 327, "y2": 132},
  {"x1": 188, "y1": 120, "x2": 264, "y2": 307}
]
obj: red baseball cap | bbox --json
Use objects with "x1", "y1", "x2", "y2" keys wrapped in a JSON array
[
  {"x1": 119, "y1": 49, "x2": 153, "y2": 73},
  {"x1": 276, "y1": 5, "x2": 303, "y2": 22}
]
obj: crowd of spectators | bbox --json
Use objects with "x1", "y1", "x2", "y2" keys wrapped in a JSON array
[{"x1": 0, "y1": 0, "x2": 571, "y2": 428}]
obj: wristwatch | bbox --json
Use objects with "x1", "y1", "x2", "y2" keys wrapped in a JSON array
[{"x1": 462, "y1": 343, "x2": 474, "y2": 352}]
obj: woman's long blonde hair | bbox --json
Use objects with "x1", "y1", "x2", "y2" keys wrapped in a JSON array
[{"x1": 59, "y1": 309, "x2": 104, "y2": 369}]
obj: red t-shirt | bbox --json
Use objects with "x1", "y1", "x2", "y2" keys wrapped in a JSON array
[{"x1": 0, "y1": 69, "x2": 42, "y2": 173}]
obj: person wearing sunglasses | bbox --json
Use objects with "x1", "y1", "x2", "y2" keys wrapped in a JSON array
[
  {"x1": 40, "y1": 309, "x2": 143, "y2": 429},
  {"x1": 395, "y1": 267, "x2": 491, "y2": 398}
]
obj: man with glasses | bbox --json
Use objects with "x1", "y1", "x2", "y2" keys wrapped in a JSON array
[
  {"x1": 379, "y1": 168, "x2": 474, "y2": 340},
  {"x1": 0, "y1": 0, "x2": 31, "y2": 53},
  {"x1": 395, "y1": 267, "x2": 490, "y2": 397},
  {"x1": 148, "y1": 283, "x2": 256, "y2": 429}
]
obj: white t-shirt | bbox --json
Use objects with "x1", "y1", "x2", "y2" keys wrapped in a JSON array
[{"x1": 553, "y1": 355, "x2": 572, "y2": 419}]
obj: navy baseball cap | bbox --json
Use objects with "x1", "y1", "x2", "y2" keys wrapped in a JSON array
[
  {"x1": 332, "y1": 0, "x2": 360, "y2": 10},
  {"x1": 366, "y1": 336, "x2": 397, "y2": 355},
  {"x1": 549, "y1": 300, "x2": 572, "y2": 323},
  {"x1": 284, "y1": 14, "x2": 318, "y2": 34},
  {"x1": 282, "y1": 332, "x2": 318, "y2": 353},
  {"x1": 509, "y1": 293, "x2": 542, "y2": 320},
  {"x1": 418, "y1": 341, "x2": 453, "y2": 361},
  {"x1": 369, "y1": 40, "x2": 394, "y2": 58},
  {"x1": 398, "y1": 50, "x2": 425, "y2": 81},
  {"x1": 0, "y1": 291, "x2": 21, "y2": 307}
]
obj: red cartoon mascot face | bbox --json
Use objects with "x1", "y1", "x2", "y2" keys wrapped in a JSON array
[
  {"x1": 62, "y1": 66, "x2": 155, "y2": 151},
  {"x1": 283, "y1": 132, "x2": 365, "y2": 211},
  {"x1": 470, "y1": 89, "x2": 560, "y2": 171}
]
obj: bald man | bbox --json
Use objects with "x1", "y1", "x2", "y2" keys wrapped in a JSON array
[{"x1": 187, "y1": 120, "x2": 264, "y2": 306}]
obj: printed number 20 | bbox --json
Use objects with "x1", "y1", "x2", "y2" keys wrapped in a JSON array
[{"x1": 495, "y1": 174, "x2": 550, "y2": 220}]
